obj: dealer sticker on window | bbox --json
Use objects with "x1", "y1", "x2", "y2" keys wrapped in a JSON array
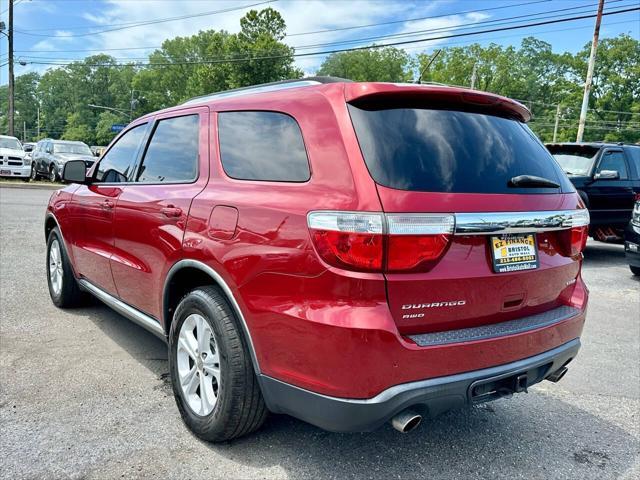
[{"x1": 490, "y1": 233, "x2": 539, "y2": 273}]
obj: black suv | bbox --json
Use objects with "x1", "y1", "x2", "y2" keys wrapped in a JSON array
[{"x1": 547, "y1": 143, "x2": 640, "y2": 241}]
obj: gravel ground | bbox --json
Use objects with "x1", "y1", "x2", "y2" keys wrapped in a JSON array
[{"x1": 1, "y1": 186, "x2": 638, "y2": 480}]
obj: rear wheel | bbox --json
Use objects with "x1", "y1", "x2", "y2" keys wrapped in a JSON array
[
  {"x1": 46, "y1": 228, "x2": 84, "y2": 307},
  {"x1": 631, "y1": 266, "x2": 640, "y2": 276},
  {"x1": 169, "y1": 286, "x2": 267, "y2": 442},
  {"x1": 30, "y1": 164, "x2": 38, "y2": 181}
]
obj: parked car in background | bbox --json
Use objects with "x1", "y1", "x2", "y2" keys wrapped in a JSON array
[
  {"x1": 625, "y1": 201, "x2": 640, "y2": 276},
  {"x1": 31, "y1": 139, "x2": 96, "y2": 182},
  {"x1": 90, "y1": 146, "x2": 107, "y2": 157},
  {"x1": 0, "y1": 135, "x2": 30, "y2": 180},
  {"x1": 46, "y1": 79, "x2": 589, "y2": 442},
  {"x1": 23, "y1": 142, "x2": 36, "y2": 153},
  {"x1": 547, "y1": 142, "x2": 640, "y2": 241}
]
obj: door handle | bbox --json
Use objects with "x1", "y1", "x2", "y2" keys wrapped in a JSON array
[
  {"x1": 101, "y1": 199, "x2": 115, "y2": 210},
  {"x1": 161, "y1": 206, "x2": 183, "y2": 218}
]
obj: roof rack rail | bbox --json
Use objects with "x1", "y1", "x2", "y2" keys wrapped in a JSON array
[{"x1": 182, "y1": 76, "x2": 351, "y2": 106}]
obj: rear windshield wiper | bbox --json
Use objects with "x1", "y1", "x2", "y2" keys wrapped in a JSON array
[{"x1": 508, "y1": 175, "x2": 560, "y2": 189}]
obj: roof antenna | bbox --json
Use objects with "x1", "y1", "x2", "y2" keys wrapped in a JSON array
[{"x1": 415, "y1": 49, "x2": 441, "y2": 84}]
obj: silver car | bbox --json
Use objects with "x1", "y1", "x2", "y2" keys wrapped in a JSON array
[{"x1": 31, "y1": 139, "x2": 96, "y2": 182}]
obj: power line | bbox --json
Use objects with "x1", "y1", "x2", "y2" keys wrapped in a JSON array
[
  {"x1": 13, "y1": 17, "x2": 639, "y2": 62},
  {"x1": 14, "y1": 0, "x2": 276, "y2": 37},
  {"x1": 19, "y1": 5, "x2": 640, "y2": 68},
  {"x1": 18, "y1": 3, "x2": 627, "y2": 61},
  {"x1": 16, "y1": 0, "x2": 548, "y2": 34}
]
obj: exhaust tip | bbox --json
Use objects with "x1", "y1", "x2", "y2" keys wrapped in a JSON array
[
  {"x1": 546, "y1": 366, "x2": 568, "y2": 383},
  {"x1": 391, "y1": 409, "x2": 422, "y2": 433}
]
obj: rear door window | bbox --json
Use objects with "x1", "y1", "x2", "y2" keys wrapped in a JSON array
[
  {"x1": 348, "y1": 105, "x2": 573, "y2": 194},
  {"x1": 218, "y1": 111, "x2": 310, "y2": 182},
  {"x1": 136, "y1": 115, "x2": 199, "y2": 183}
]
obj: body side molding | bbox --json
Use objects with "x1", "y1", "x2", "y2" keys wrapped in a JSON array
[{"x1": 79, "y1": 279, "x2": 167, "y2": 341}]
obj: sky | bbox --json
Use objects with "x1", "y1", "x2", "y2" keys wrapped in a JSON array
[{"x1": 0, "y1": 0, "x2": 639, "y2": 85}]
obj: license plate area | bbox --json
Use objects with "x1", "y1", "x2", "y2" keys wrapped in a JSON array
[{"x1": 490, "y1": 233, "x2": 539, "y2": 273}]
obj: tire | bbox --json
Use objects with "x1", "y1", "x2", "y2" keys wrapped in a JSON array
[
  {"x1": 631, "y1": 265, "x2": 640, "y2": 276},
  {"x1": 169, "y1": 286, "x2": 267, "y2": 442},
  {"x1": 30, "y1": 164, "x2": 38, "y2": 181},
  {"x1": 46, "y1": 228, "x2": 84, "y2": 308},
  {"x1": 49, "y1": 165, "x2": 58, "y2": 183}
]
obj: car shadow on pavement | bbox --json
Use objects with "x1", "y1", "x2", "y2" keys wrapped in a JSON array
[{"x1": 72, "y1": 302, "x2": 638, "y2": 480}]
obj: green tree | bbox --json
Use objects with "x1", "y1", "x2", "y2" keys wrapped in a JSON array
[
  {"x1": 0, "y1": 72, "x2": 41, "y2": 140},
  {"x1": 62, "y1": 112, "x2": 94, "y2": 144},
  {"x1": 317, "y1": 47, "x2": 413, "y2": 82},
  {"x1": 95, "y1": 111, "x2": 123, "y2": 146}
]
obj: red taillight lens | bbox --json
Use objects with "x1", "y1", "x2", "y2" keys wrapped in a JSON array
[
  {"x1": 569, "y1": 225, "x2": 589, "y2": 256},
  {"x1": 310, "y1": 229, "x2": 383, "y2": 272},
  {"x1": 387, "y1": 234, "x2": 451, "y2": 271},
  {"x1": 308, "y1": 212, "x2": 454, "y2": 272},
  {"x1": 308, "y1": 212, "x2": 384, "y2": 272},
  {"x1": 385, "y1": 214, "x2": 455, "y2": 272},
  {"x1": 560, "y1": 209, "x2": 590, "y2": 256}
]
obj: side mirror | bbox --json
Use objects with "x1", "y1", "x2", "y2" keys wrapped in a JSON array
[
  {"x1": 62, "y1": 160, "x2": 89, "y2": 184},
  {"x1": 594, "y1": 169, "x2": 619, "y2": 180}
]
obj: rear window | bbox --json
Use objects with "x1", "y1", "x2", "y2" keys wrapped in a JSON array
[
  {"x1": 348, "y1": 105, "x2": 572, "y2": 194},
  {"x1": 218, "y1": 111, "x2": 310, "y2": 182},
  {"x1": 547, "y1": 145, "x2": 599, "y2": 176}
]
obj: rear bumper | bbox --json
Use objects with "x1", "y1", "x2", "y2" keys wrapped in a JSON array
[
  {"x1": 0, "y1": 165, "x2": 30, "y2": 178},
  {"x1": 260, "y1": 338, "x2": 580, "y2": 432}
]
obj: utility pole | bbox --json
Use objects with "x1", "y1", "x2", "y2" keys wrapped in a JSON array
[
  {"x1": 23, "y1": 121, "x2": 26, "y2": 142},
  {"x1": 37, "y1": 107, "x2": 40, "y2": 138},
  {"x1": 576, "y1": 0, "x2": 605, "y2": 142},
  {"x1": 553, "y1": 104, "x2": 561, "y2": 142},
  {"x1": 8, "y1": 0, "x2": 15, "y2": 136}
]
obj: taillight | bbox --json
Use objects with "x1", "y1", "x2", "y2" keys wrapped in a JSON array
[
  {"x1": 308, "y1": 212, "x2": 383, "y2": 272},
  {"x1": 561, "y1": 209, "x2": 590, "y2": 257},
  {"x1": 307, "y1": 211, "x2": 454, "y2": 273},
  {"x1": 386, "y1": 214, "x2": 454, "y2": 272}
]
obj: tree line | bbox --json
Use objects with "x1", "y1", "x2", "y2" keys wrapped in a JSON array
[{"x1": 1, "y1": 7, "x2": 638, "y2": 145}]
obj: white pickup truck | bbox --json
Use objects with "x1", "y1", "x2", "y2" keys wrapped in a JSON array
[{"x1": 0, "y1": 135, "x2": 30, "y2": 180}]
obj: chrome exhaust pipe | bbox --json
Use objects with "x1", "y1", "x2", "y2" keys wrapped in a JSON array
[
  {"x1": 546, "y1": 366, "x2": 568, "y2": 383},
  {"x1": 391, "y1": 409, "x2": 422, "y2": 433}
]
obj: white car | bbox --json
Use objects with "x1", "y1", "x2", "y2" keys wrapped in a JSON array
[{"x1": 0, "y1": 135, "x2": 31, "y2": 180}]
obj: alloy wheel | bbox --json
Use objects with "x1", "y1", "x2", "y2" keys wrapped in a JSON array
[
  {"x1": 176, "y1": 313, "x2": 221, "y2": 416},
  {"x1": 49, "y1": 168, "x2": 56, "y2": 182},
  {"x1": 49, "y1": 239, "x2": 63, "y2": 296},
  {"x1": 30, "y1": 165, "x2": 37, "y2": 180}
]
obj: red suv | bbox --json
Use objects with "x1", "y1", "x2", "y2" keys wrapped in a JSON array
[{"x1": 45, "y1": 78, "x2": 589, "y2": 441}]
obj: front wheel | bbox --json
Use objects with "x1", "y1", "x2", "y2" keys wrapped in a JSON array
[
  {"x1": 47, "y1": 228, "x2": 84, "y2": 307},
  {"x1": 169, "y1": 286, "x2": 267, "y2": 442},
  {"x1": 49, "y1": 165, "x2": 58, "y2": 183},
  {"x1": 631, "y1": 265, "x2": 640, "y2": 276},
  {"x1": 30, "y1": 164, "x2": 38, "y2": 181}
]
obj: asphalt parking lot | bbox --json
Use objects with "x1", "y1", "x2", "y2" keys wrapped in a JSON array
[{"x1": 0, "y1": 185, "x2": 638, "y2": 480}]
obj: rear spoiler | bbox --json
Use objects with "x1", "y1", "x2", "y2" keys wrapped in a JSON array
[{"x1": 343, "y1": 83, "x2": 531, "y2": 123}]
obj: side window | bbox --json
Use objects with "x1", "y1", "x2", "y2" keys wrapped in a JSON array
[
  {"x1": 597, "y1": 151, "x2": 628, "y2": 179},
  {"x1": 136, "y1": 115, "x2": 199, "y2": 183},
  {"x1": 625, "y1": 147, "x2": 640, "y2": 178},
  {"x1": 218, "y1": 111, "x2": 310, "y2": 182},
  {"x1": 95, "y1": 124, "x2": 147, "y2": 183}
]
